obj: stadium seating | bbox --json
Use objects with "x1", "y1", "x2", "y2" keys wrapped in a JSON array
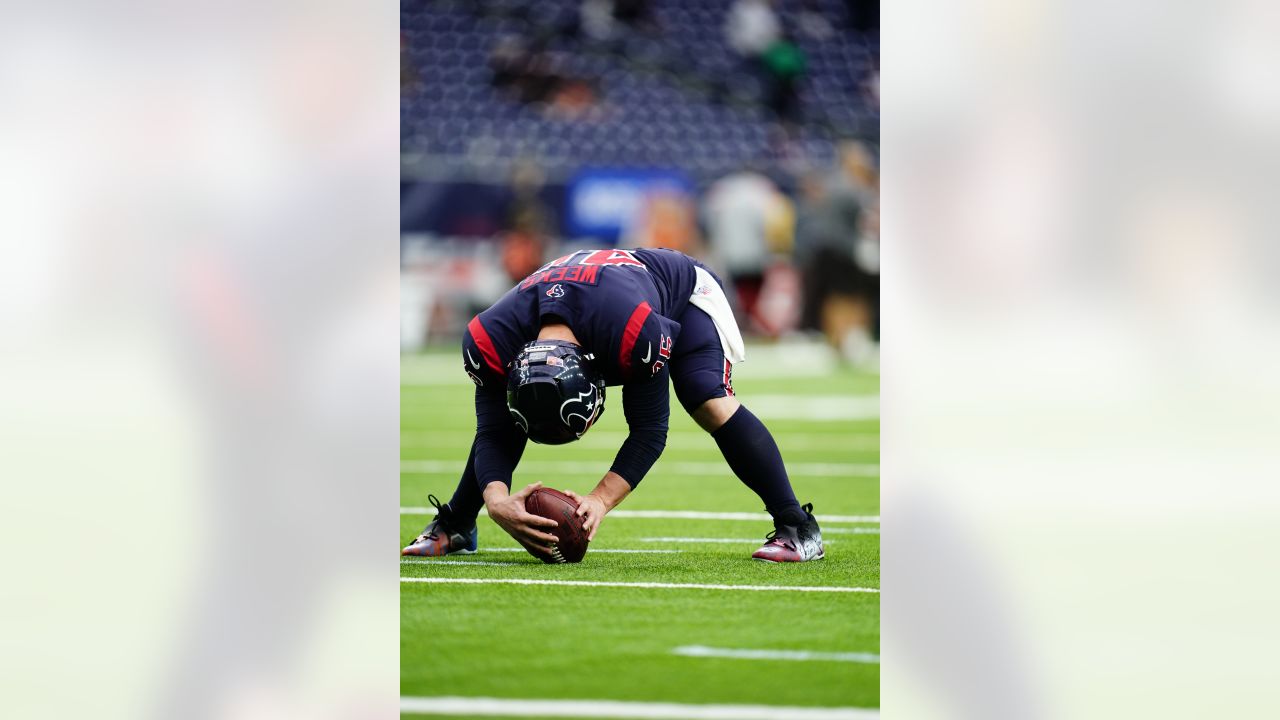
[{"x1": 401, "y1": 0, "x2": 878, "y2": 182}]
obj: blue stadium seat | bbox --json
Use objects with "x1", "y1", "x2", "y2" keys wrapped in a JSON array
[{"x1": 401, "y1": 0, "x2": 877, "y2": 181}]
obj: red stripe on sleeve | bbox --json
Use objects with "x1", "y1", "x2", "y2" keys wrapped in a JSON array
[
  {"x1": 618, "y1": 301, "x2": 652, "y2": 376},
  {"x1": 467, "y1": 316, "x2": 505, "y2": 376}
]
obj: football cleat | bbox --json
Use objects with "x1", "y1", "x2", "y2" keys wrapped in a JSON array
[
  {"x1": 402, "y1": 495, "x2": 478, "y2": 556},
  {"x1": 752, "y1": 503, "x2": 825, "y2": 563}
]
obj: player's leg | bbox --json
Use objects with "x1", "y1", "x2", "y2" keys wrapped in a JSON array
[
  {"x1": 690, "y1": 395, "x2": 804, "y2": 526},
  {"x1": 401, "y1": 441, "x2": 486, "y2": 556},
  {"x1": 670, "y1": 306, "x2": 823, "y2": 562}
]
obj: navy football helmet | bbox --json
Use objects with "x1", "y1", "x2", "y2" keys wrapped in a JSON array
[{"x1": 506, "y1": 339, "x2": 606, "y2": 444}]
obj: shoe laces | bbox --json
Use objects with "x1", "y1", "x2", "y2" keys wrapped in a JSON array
[
  {"x1": 420, "y1": 495, "x2": 447, "y2": 541},
  {"x1": 763, "y1": 528, "x2": 796, "y2": 550}
]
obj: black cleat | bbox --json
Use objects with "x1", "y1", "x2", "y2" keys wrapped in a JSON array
[
  {"x1": 402, "y1": 495, "x2": 478, "y2": 557},
  {"x1": 752, "y1": 503, "x2": 825, "y2": 562}
]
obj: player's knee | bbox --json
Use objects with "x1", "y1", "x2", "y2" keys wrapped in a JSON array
[{"x1": 691, "y1": 395, "x2": 741, "y2": 433}]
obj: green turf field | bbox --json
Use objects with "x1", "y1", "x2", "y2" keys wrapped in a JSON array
[{"x1": 401, "y1": 348, "x2": 880, "y2": 718}]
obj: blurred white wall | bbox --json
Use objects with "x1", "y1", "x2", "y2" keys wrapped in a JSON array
[
  {"x1": 0, "y1": 3, "x2": 400, "y2": 718},
  {"x1": 884, "y1": 0, "x2": 1280, "y2": 717}
]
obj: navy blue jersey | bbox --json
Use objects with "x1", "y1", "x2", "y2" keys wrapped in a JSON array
[
  {"x1": 461, "y1": 248, "x2": 709, "y2": 490},
  {"x1": 465, "y1": 247, "x2": 697, "y2": 387}
]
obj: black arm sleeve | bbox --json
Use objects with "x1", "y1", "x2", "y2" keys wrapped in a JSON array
[
  {"x1": 608, "y1": 368, "x2": 671, "y2": 488},
  {"x1": 472, "y1": 386, "x2": 528, "y2": 490}
]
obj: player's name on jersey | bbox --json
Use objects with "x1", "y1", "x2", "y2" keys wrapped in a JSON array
[
  {"x1": 519, "y1": 263, "x2": 601, "y2": 291},
  {"x1": 518, "y1": 249, "x2": 648, "y2": 291}
]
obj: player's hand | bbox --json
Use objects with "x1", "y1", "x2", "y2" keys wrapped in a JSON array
[
  {"x1": 563, "y1": 489, "x2": 607, "y2": 542},
  {"x1": 486, "y1": 482, "x2": 560, "y2": 553}
]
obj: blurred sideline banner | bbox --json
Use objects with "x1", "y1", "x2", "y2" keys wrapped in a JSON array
[{"x1": 567, "y1": 168, "x2": 694, "y2": 241}]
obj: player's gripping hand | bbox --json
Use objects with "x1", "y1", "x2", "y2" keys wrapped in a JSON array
[
  {"x1": 563, "y1": 489, "x2": 607, "y2": 541},
  {"x1": 484, "y1": 482, "x2": 560, "y2": 554}
]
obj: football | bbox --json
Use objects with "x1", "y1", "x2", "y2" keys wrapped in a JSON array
[{"x1": 524, "y1": 487, "x2": 589, "y2": 563}]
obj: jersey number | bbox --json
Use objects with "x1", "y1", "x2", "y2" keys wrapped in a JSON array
[
  {"x1": 579, "y1": 249, "x2": 645, "y2": 268},
  {"x1": 651, "y1": 334, "x2": 673, "y2": 375},
  {"x1": 538, "y1": 249, "x2": 644, "y2": 271}
]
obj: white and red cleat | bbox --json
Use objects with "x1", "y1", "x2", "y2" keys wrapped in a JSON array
[{"x1": 752, "y1": 503, "x2": 825, "y2": 562}]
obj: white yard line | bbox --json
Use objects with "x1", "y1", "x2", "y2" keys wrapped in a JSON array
[
  {"x1": 820, "y1": 528, "x2": 880, "y2": 535},
  {"x1": 400, "y1": 578, "x2": 878, "y2": 593},
  {"x1": 399, "y1": 696, "x2": 879, "y2": 719},
  {"x1": 402, "y1": 430, "x2": 880, "y2": 451},
  {"x1": 402, "y1": 552, "x2": 683, "y2": 564},
  {"x1": 401, "y1": 460, "x2": 878, "y2": 477},
  {"x1": 744, "y1": 395, "x2": 880, "y2": 421},
  {"x1": 400, "y1": 558, "x2": 523, "y2": 567},
  {"x1": 476, "y1": 548, "x2": 681, "y2": 554},
  {"x1": 403, "y1": 394, "x2": 879, "y2": 420},
  {"x1": 672, "y1": 645, "x2": 880, "y2": 664},
  {"x1": 399, "y1": 507, "x2": 879, "y2": 524},
  {"x1": 639, "y1": 537, "x2": 838, "y2": 544},
  {"x1": 608, "y1": 510, "x2": 879, "y2": 523}
]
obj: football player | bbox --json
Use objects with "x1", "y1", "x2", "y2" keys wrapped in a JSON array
[{"x1": 403, "y1": 247, "x2": 824, "y2": 562}]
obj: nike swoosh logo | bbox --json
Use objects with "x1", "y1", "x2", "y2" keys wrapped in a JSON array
[
  {"x1": 465, "y1": 348, "x2": 480, "y2": 369},
  {"x1": 640, "y1": 342, "x2": 651, "y2": 363}
]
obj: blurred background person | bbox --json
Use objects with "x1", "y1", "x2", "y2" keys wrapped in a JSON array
[
  {"x1": 794, "y1": 140, "x2": 879, "y2": 364},
  {"x1": 760, "y1": 31, "x2": 808, "y2": 124},
  {"x1": 702, "y1": 168, "x2": 788, "y2": 333},
  {"x1": 499, "y1": 159, "x2": 554, "y2": 283},
  {"x1": 580, "y1": 0, "x2": 658, "y2": 41},
  {"x1": 623, "y1": 189, "x2": 702, "y2": 255},
  {"x1": 726, "y1": 0, "x2": 781, "y2": 59},
  {"x1": 725, "y1": 0, "x2": 807, "y2": 127}
]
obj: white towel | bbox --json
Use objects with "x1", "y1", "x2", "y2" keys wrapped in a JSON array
[{"x1": 688, "y1": 266, "x2": 747, "y2": 364}]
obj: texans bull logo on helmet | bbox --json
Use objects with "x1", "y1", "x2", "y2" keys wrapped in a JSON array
[{"x1": 558, "y1": 383, "x2": 604, "y2": 437}]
